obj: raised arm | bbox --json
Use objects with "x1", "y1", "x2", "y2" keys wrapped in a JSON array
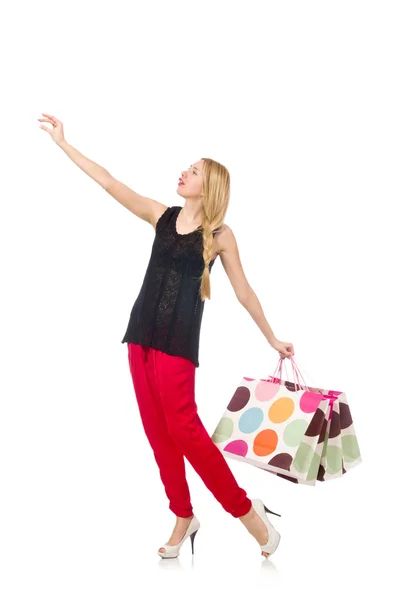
[
  {"x1": 104, "y1": 177, "x2": 168, "y2": 229},
  {"x1": 38, "y1": 112, "x2": 168, "y2": 229}
]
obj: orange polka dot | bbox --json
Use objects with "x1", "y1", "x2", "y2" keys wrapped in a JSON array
[
  {"x1": 253, "y1": 429, "x2": 278, "y2": 456},
  {"x1": 268, "y1": 396, "x2": 295, "y2": 423}
]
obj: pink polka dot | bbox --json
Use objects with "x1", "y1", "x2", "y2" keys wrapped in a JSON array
[
  {"x1": 255, "y1": 380, "x2": 279, "y2": 402},
  {"x1": 223, "y1": 440, "x2": 248, "y2": 456},
  {"x1": 300, "y1": 391, "x2": 324, "y2": 413}
]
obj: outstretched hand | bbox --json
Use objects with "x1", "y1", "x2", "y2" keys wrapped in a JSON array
[{"x1": 38, "y1": 113, "x2": 65, "y2": 145}]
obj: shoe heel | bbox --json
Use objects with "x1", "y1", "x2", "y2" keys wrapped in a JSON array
[
  {"x1": 263, "y1": 503, "x2": 281, "y2": 518},
  {"x1": 190, "y1": 529, "x2": 198, "y2": 554}
]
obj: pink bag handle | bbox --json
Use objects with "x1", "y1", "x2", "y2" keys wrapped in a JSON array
[
  {"x1": 271, "y1": 356, "x2": 309, "y2": 391},
  {"x1": 271, "y1": 357, "x2": 299, "y2": 388},
  {"x1": 270, "y1": 357, "x2": 337, "y2": 417},
  {"x1": 290, "y1": 358, "x2": 310, "y2": 389}
]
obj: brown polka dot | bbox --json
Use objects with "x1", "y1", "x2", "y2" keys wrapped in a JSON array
[
  {"x1": 306, "y1": 408, "x2": 325, "y2": 437},
  {"x1": 318, "y1": 417, "x2": 328, "y2": 444},
  {"x1": 329, "y1": 409, "x2": 341, "y2": 438},
  {"x1": 317, "y1": 464, "x2": 325, "y2": 481},
  {"x1": 285, "y1": 380, "x2": 303, "y2": 392},
  {"x1": 227, "y1": 386, "x2": 250, "y2": 412},
  {"x1": 268, "y1": 452, "x2": 293, "y2": 470},
  {"x1": 340, "y1": 402, "x2": 353, "y2": 429},
  {"x1": 277, "y1": 473, "x2": 299, "y2": 483}
]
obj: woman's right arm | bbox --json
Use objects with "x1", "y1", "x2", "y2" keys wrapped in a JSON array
[{"x1": 38, "y1": 113, "x2": 168, "y2": 228}]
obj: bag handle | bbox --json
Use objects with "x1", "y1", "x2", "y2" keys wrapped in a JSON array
[
  {"x1": 292, "y1": 360, "x2": 317, "y2": 388},
  {"x1": 271, "y1": 357, "x2": 300, "y2": 388},
  {"x1": 289, "y1": 358, "x2": 321, "y2": 392},
  {"x1": 271, "y1": 356, "x2": 310, "y2": 391},
  {"x1": 271, "y1": 357, "x2": 337, "y2": 421}
]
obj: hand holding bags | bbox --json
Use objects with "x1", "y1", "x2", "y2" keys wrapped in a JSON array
[{"x1": 210, "y1": 357, "x2": 362, "y2": 486}]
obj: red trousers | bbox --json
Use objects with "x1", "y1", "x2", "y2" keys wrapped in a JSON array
[{"x1": 127, "y1": 343, "x2": 252, "y2": 519}]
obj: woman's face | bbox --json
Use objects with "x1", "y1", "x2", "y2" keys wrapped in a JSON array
[{"x1": 177, "y1": 160, "x2": 204, "y2": 199}]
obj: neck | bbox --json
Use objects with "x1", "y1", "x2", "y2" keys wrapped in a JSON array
[{"x1": 181, "y1": 200, "x2": 203, "y2": 224}]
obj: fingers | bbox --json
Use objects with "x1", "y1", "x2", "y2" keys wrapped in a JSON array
[
  {"x1": 38, "y1": 118, "x2": 53, "y2": 125},
  {"x1": 39, "y1": 125, "x2": 52, "y2": 133},
  {"x1": 42, "y1": 113, "x2": 57, "y2": 123}
]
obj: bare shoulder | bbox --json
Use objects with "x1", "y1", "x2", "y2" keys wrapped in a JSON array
[
  {"x1": 214, "y1": 223, "x2": 236, "y2": 254},
  {"x1": 212, "y1": 223, "x2": 250, "y2": 301}
]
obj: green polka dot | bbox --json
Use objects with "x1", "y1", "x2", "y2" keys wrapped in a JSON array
[
  {"x1": 283, "y1": 419, "x2": 309, "y2": 447},
  {"x1": 318, "y1": 431, "x2": 328, "y2": 461},
  {"x1": 342, "y1": 435, "x2": 360, "y2": 462},
  {"x1": 211, "y1": 417, "x2": 234, "y2": 443},
  {"x1": 293, "y1": 443, "x2": 314, "y2": 473},
  {"x1": 307, "y1": 451, "x2": 322, "y2": 481},
  {"x1": 327, "y1": 445, "x2": 342, "y2": 473}
]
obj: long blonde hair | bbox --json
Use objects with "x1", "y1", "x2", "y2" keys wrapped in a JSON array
[{"x1": 198, "y1": 158, "x2": 230, "y2": 301}]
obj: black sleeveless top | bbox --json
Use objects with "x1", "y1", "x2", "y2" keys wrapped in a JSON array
[{"x1": 121, "y1": 205, "x2": 218, "y2": 367}]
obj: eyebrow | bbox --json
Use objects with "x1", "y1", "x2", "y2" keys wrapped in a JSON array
[{"x1": 190, "y1": 165, "x2": 199, "y2": 171}]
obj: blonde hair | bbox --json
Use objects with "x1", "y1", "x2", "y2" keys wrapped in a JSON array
[{"x1": 198, "y1": 158, "x2": 230, "y2": 301}]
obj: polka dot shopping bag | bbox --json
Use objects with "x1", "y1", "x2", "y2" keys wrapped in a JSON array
[{"x1": 210, "y1": 357, "x2": 362, "y2": 486}]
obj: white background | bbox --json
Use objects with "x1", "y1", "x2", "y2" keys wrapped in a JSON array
[{"x1": 1, "y1": 0, "x2": 396, "y2": 598}]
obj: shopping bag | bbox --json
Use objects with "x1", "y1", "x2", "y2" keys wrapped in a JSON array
[
  {"x1": 210, "y1": 357, "x2": 362, "y2": 486},
  {"x1": 315, "y1": 389, "x2": 362, "y2": 482}
]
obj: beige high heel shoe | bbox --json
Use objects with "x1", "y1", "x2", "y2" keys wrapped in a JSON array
[
  {"x1": 157, "y1": 515, "x2": 200, "y2": 559},
  {"x1": 251, "y1": 498, "x2": 281, "y2": 558}
]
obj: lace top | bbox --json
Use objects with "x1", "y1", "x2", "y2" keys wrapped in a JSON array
[{"x1": 121, "y1": 205, "x2": 218, "y2": 367}]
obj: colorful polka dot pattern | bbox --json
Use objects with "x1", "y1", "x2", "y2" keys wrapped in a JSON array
[{"x1": 210, "y1": 374, "x2": 362, "y2": 486}]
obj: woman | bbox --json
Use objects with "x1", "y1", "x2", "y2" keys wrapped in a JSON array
[{"x1": 38, "y1": 112, "x2": 295, "y2": 560}]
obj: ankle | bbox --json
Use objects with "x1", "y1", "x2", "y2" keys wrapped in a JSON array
[{"x1": 239, "y1": 507, "x2": 254, "y2": 524}]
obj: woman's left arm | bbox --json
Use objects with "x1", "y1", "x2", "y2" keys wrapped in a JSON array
[{"x1": 216, "y1": 225, "x2": 294, "y2": 359}]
